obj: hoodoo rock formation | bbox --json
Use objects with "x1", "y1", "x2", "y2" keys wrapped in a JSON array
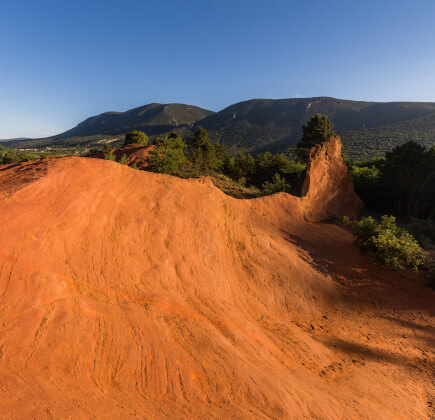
[
  {"x1": 0, "y1": 153, "x2": 432, "y2": 418},
  {"x1": 301, "y1": 135, "x2": 363, "y2": 221}
]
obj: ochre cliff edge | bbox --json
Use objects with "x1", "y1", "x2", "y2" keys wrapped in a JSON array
[{"x1": 301, "y1": 135, "x2": 363, "y2": 221}]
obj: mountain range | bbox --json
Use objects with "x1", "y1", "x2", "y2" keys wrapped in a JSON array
[{"x1": 3, "y1": 97, "x2": 434, "y2": 159}]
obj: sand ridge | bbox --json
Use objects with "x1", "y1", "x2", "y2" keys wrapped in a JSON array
[{"x1": 0, "y1": 147, "x2": 433, "y2": 418}]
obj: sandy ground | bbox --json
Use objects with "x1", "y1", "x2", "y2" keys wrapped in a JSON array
[{"x1": 0, "y1": 156, "x2": 433, "y2": 418}]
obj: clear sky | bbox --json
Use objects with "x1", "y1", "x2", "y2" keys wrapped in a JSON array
[{"x1": 0, "y1": 0, "x2": 434, "y2": 138}]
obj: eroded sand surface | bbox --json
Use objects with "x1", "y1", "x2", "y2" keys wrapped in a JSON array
[{"x1": 0, "y1": 153, "x2": 433, "y2": 418}]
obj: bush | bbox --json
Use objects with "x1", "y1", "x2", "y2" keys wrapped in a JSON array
[
  {"x1": 86, "y1": 148, "x2": 99, "y2": 156},
  {"x1": 0, "y1": 146, "x2": 37, "y2": 164},
  {"x1": 119, "y1": 154, "x2": 128, "y2": 165},
  {"x1": 124, "y1": 130, "x2": 148, "y2": 146},
  {"x1": 148, "y1": 132, "x2": 186, "y2": 174},
  {"x1": 261, "y1": 173, "x2": 291, "y2": 195},
  {"x1": 343, "y1": 215, "x2": 428, "y2": 271},
  {"x1": 104, "y1": 151, "x2": 116, "y2": 161}
]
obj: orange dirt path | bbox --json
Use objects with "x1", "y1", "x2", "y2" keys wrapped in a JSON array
[{"x1": 0, "y1": 157, "x2": 433, "y2": 418}]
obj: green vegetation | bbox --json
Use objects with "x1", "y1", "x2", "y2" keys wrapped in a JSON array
[
  {"x1": 185, "y1": 128, "x2": 225, "y2": 172},
  {"x1": 124, "y1": 131, "x2": 149, "y2": 146},
  {"x1": 119, "y1": 154, "x2": 128, "y2": 165},
  {"x1": 351, "y1": 141, "x2": 435, "y2": 220},
  {"x1": 0, "y1": 146, "x2": 38, "y2": 164},
  {"x1": 209, "y1": 174, "x2": 261, "y2": 199},
  {"x1": 195, "y1": 99, "x2": 435, "y2": 160},
  {"x1": 341, "y1": 113, "x2": 435, "y2": 160},
  {"x1": 4, "y1": 98, "x2": 433, "y2": 162},
  {"x1": 1, "y1": 134, "x2": 121, "y2": 151},
  {"x1": 149, "y1": 132, "x2": 186, "y2": 173},
  {"x1": 296, "y1": 114, "x2": 335, "y2": 162},
  {"x1": 342, "y1": 215, "x2": 428, "y2": 271},
  {"x1": 104, "y1": 151, "x2": 116, "y2": 161},
  {"x1": 261, "y1": 173, "x2": 291, "y2": 195},
  {"x1": 128, "y1": 127, "x2": 305, "y2": 197}
]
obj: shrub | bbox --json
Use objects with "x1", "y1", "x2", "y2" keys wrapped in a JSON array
[
  {"x1": 86, "y1": 148, "x2": 99, "y2": 156},
  {"x1": 148, "y1": 132, "x2": 186, "y2": 174},
  {"x1": 124, "y1": 130, "x2": 148, "y2": 146},
  {"x1": 0, "y1": 146, "x2": 36, "y2": 164},
  {"x1": 343, "y1": 215, "x2": 427, "y2": 271},
  {"x1": 103, "y1": 143, "x2": 112, "y2": 152},
  {"x1": 237, "y1": 176, "x2": 247, "y2": 187},
  {"x1": 261, "y1": 173, "x2": 291, "y2": 195},
  {"x1": 104, "y1": 151, "x2": 116, "y2": 161},
  {"x1": 119, "y1": 154, "x2": 128, "y2": 165}
]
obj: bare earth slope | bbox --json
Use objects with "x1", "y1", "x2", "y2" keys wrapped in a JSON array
[
  {"x1": 0, "y1": 149, "x2": 433, "y2": 418},
  {"x1": 301, "y1": 136, "x2": 363, "y2": 221}
]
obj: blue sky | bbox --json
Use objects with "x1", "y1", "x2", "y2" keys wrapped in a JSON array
[{"x1": 0, "y1": 0, "x2": 434, "y2": 138}]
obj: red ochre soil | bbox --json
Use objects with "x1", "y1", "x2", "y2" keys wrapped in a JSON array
[
  {"x1": 0, "y1": 139, "x2": 433, "y2": 418},
  {"x1": 93, "y1": 143, "x2": 155, "y2": 168},
  {"x1": 301, "y1": 136, "x2": 363, "y2": 221}
]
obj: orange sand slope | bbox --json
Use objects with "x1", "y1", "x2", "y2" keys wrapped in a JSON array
[{"x1": 0, "y1": 152, "x2": 433, "y2": 418}]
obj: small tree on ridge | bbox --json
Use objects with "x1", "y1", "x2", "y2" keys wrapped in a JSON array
[
  {"x1": 296, "y1": 114, "x2": 335, "y2": 163},
  {"x1": 124, "y1": 130, "x2": 149, "y2": 146}
]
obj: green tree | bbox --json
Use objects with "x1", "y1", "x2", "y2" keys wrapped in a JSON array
[
  {"x1": 351, "y1": 160, "x2": 383, "y2": 208},
  {"x1": 104, "y1": 151, "x2": 116, "y2": 161},
  {"x1": 124, "y1": 130, "x2": 149, "y2": 146},
  {"x1": 186, "y1": 128, "x2": 223, "y2": 171},
  {"x1": 382, "y1": 141, "x2": 435, "y2": 219},
  {"x1": 296, "y1": 114, "x2": 335, "y2": 162},
  {"x1": 149, "y1": 132, "x2": 186, "y2": 174},
  {"x1": 103, "y1": 143, "x2": 112, "y2": 152},
  {"x1": 252, "y1": 152, "x2": 297, "y2": 185},
  {"x1": 261, "y1": 173, "x2": 291, "y2": 195},
  {"x1": 0, "y1": 146, "x2": 35, "y2": 165},
  {"x1": 119, "y1": 154, "x2": 128, "y2": 165}
]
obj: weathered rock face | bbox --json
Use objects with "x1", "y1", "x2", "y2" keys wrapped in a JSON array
[{"x1": 301, "y1": 135, "x2": 363, "y2": 221}]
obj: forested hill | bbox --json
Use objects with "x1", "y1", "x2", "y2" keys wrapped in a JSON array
[
  {"x1": 197, "y1": 98, "x2": 435, "y2": 159},
  {"x1": 58, "y1": 103, "x2": 215, "y2": 138},
  {"x1": 3, "y1": 97, "x2": 434, "y2": 160}
]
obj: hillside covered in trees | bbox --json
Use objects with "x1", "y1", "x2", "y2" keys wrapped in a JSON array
[
  {"x1": 197, "y1": 98, "x2": 435, "y2": 159},
  {"x1": 3, "y1": 97, "x2": 434, "y2": 160}
]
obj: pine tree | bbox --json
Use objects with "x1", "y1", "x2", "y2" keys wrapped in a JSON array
[
  {"x1": 149, "y1": 132, "x2": 186, "y2": 174},
  {"x1": 124, "y1": 130, "x2": 149, "y2": 146},
  {"x1": 119, "y1": 154, "x2": 128, "y2": 165},
  {"x1": 296, "y1": 114, "x2": 335, "y2": 162},
  {"x1": 104, "y1": 151, "x2": 116, "y2": 161}
]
